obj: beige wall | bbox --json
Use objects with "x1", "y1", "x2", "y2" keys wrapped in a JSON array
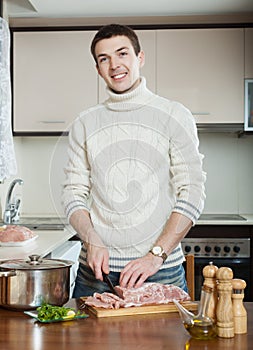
[{"x1": 0, "y1": 133, "x2": 253, "y2": 219}]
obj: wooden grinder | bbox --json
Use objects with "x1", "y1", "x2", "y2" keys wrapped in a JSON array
[
  {"x1": 216, "y1": 266, "x2": 234, "y2": 338},
  {"x1": 232, "y1": 279, "x2": 247, "y2": 334},
  {"x1": 202, "y1": 261, "x2": 218, "y2": 321}
]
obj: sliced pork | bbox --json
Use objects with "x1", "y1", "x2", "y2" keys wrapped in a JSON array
[
  {"x1": 0, "y1": 225, "x2": 36, "y2": 242},
  {"x1": 85, "y1": 282, "x2": 190, "y2": 310}
]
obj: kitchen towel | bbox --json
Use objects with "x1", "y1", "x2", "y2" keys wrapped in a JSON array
[{"x1": 0, "y1": 17, "x2": 17, "y2": 182}]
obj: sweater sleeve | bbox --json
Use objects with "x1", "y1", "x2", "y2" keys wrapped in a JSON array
[
  {"x1": 169, "y1": 102, "x2": 206, "y2": 225},
  {"x1": 61, "y1": 117, "x2": 91, "y2": 221}
]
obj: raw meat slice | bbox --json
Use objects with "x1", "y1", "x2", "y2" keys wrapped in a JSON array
[
  {"x1": 0, "y1": 225, "x2": 36, "y2": 242},
  {"x1": 85, "y1": 292, "x2": 125, "y2": 309},
  {"x1": 85, "y1": 282, "x2": 190, "y2": 309}
]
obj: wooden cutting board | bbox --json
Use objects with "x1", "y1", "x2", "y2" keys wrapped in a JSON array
[{"x1": 81, "y1": 298, "x2": 198, "y2": 318}]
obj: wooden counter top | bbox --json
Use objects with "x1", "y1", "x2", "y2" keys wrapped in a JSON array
[{"x1": 0, "y1": 300, "x2": 252, "y2": 350}]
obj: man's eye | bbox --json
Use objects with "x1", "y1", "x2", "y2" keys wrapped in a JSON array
[
  {"x1": 120, "y1": 51, "x2": 128, "y2": 57},
  {"x1": 99, "y1": 57, "x2": 107, "y2": 63}
]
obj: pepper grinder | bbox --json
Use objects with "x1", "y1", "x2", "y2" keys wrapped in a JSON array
[
  {"x1": 202, "y1": 261, "x2": 218, "y2": 322},
  {"x1": 216, "y1": 266, "x2": 234, "y2": 338},
  {"x1": 232, "y1": 279, "x2": 247, "y2": 334}
]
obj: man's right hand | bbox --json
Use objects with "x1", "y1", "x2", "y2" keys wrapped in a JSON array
[
  {"x1": 69, "y1": 209, "x2": 110, "y2": 280},
  {"x1": 86, "y1": 242, "x2": 110, "y2": 281}
]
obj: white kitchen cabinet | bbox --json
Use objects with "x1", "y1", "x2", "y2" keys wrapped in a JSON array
[
  {"x1": 13, "y1": 31, "x2": 98, "y2": 133},
  {"x1": 157, "y1": 28, "x2": 244, "y2": 124},
  {"x1": 98, "y1": 30, "x2": 156, "y2": 102},
  {"x1": 245, "y1": 28, "x2": 253, "y2": 79}
]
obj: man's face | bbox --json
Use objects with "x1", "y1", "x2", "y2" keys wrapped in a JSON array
[{"x1": 95, "y1": 35, "x2": 145, "y2": 94}]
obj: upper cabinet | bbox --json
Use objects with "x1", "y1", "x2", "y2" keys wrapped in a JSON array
[
  {"x1": 13, "y1": 30, "x2": 98, "y2": 133},
  {"x1": 156, "y1": 28, "x2": 244, "y2": 124},
  {"x1": 98, "y1": 30, "x2": 156, "y2": 102},
  {"x1": 245, "y1": 28, "x2": 253, "y2": 79},
  {"x1": 13, "y1": 27, "x2": 248, "y2": 133}
]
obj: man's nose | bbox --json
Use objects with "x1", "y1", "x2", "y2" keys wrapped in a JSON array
[{"x1": 110, "y1": 56, "x2": 120, "y2": 69}]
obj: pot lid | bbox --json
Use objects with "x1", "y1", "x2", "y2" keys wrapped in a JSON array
[{"x1": 0, "y1": 254, "x2": 73, "y2": 270}]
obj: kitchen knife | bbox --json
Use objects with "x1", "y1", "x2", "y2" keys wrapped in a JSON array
[{"x1": 102, "y1": 272, "x2": 122, "y2": 298}]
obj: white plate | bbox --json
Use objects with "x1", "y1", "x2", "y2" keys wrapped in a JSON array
[{"x1": 0, "y1": 234, "x2": 38, "y2": 247}]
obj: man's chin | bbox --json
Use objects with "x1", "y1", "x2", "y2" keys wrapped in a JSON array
[{"x1": 109, "y1": 81, "x2": 140, "y2": 95}]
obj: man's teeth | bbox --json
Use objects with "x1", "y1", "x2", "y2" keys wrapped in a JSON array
[{"x1": 114, "y1": 73, "x2": 126, "y2": 79}]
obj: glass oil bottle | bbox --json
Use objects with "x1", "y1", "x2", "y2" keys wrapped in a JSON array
[{"x1": 173, "y1": 285, "x2": 217, "y2": 340}]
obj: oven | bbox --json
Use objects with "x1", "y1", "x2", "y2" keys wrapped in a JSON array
[{"x1": 182, "y1": 237, "x2": 251, "y2": 301}]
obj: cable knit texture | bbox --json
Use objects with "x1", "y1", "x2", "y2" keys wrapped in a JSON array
[{"x1": 62, "y1": 78, "x2": 206, "y2": 271}]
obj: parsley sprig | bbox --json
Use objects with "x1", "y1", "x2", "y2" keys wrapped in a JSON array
[{"x1": 36, "y1": 303, "x2": 81, "y2": 321}]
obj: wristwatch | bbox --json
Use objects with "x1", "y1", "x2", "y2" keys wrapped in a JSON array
[{"x1": 149, "y1": 245, "x2": 168, "y2": 263}]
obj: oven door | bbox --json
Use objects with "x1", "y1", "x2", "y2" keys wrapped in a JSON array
[{"x1": 194, "y1": 257, "x2": 251, "y2": 301}]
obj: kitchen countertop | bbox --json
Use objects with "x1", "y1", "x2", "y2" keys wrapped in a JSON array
[
  {"x1": 197, "y1": 214, "x2": 253, "y2": 225},
  {"x1": 0, "y1": 225, "x2": 76, "y2": 261},
  {"x1": 0, "y1": 213, "x2": 252, "y2": 261},
  {"x1": 0, "y1": 300, "x2": 252, "y2": 350}
]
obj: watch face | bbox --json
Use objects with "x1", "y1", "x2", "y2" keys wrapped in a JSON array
[{"x1": 152, "y1": 246, "x2": 162, "y2": 255}]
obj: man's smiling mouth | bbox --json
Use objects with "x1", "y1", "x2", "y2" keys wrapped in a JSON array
[{"x1": 112, "y1": 73, "x2": 127, "y2": 80}]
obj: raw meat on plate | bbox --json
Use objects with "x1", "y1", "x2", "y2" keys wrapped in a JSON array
[{"x1": 0, "y1": 225, "x2": 36, "y2": 242}]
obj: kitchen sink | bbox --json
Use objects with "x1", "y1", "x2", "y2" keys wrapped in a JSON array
[{"x1": 0, "y1": 217, "x2": 67, "y2": 230}]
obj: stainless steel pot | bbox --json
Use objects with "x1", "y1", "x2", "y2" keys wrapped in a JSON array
[{"x1": 0, "y1": 254, "x2": 73, "y2": 310}]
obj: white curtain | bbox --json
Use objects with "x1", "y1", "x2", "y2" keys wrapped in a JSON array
[{"x1": 0, "y1": 17, "x2": 17, "y2": 182}]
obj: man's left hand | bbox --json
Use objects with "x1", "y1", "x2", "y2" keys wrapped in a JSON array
[{"x1": 119, "y1": 253, "x2": 163, "y2": 288}]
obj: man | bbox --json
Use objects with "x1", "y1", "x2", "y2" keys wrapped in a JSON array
[{"x1": 62, "y1": 24, "x2": 206, "y2": 297}]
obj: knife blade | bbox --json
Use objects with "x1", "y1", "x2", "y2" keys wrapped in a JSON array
[{"x1": 102, "y1": 272, "x2": 122, "y2": 298}]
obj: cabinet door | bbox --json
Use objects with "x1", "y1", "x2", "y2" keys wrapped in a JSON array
[
  {"x1": 98, "y1": 30, "x2": 156, "y2": 102},
  {"x1": 13, "y1": 31, "x2": 98, "y2": 133},
  {"x1": 157, "y1": 28, "x2": 244, "y2": 123},
  {"x1": 245, "y1": 28, "x2": 253, "y2": 79}
]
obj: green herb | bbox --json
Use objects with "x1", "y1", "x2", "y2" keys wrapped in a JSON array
[{"x1": 36, "y1": 303, "x2": 81, "y2": 321}]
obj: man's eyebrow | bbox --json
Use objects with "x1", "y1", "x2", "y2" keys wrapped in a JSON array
[
  {"x1": 116, "y1": 46, "x2": 129, "y2": 53},
  {"x1": 97, "y1": 46, "x2": 129, "y2": 58}
]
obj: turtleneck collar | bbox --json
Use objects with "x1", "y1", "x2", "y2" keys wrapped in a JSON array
[{"x1": 104, "y1": 77, "x2": 155, "y2": 111}]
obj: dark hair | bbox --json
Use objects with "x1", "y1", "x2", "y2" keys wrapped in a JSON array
[{"x1": 90, "y1": 24, "x2": 141, "y2": 63}]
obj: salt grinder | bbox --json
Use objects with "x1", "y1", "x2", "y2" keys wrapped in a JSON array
[
  {"x1": 216, "y1": 266, "x2": 234, "y2": 338},
  {"x1": 232, "y1": 278, "x2": 247, "y2": 334},
  {"x1": 202, "y1": 262, "x2": 218, "y2": 322}
]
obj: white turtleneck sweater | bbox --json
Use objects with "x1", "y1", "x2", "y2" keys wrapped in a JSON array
[{"x1": 62, "y1": 78, "x2": 206, "y2": 271}]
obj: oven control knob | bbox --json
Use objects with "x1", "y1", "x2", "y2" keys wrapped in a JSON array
[
  {"x1": 214, "y1": 246, "x2": 221, "y2": 253},
  {"x1": 224, "y1": 246, "x2": 231, "y2": 253},
  {"x1": 205, "y1": 246, "x2": 211, "y2": 253},
  {"x1": 233, "y1": 246, "x2": 240, "y2": 253},
  {"x1": 185, "y1": 246, "x2": 191, "y2": 253},
  {"x1": 194, "y1": 245, "x2": 201, "y2": 253}
]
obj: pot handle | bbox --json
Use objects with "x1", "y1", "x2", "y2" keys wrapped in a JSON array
[{"x1": 0, "y1": 270, "x2": 16, "y2": 278}]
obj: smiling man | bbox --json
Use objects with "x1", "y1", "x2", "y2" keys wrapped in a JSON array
[
  {"x1": 94, "y1": 35, "x2": 144, "y2": 93},
  {"x1": 62, "y1": 24, "x2": 206, "y2": 297}
]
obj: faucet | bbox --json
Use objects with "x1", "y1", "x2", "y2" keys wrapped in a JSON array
[{"x1": 3, "y1": 178, "x2": 24, "y2": 224}]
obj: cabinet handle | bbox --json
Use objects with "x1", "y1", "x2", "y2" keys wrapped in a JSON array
[
  {"x1": 38, "y1": 121, "x2": 65, "y2": 124},
  {"x1": 192, "y1": 112, "x2": 210, "y2": 116}
]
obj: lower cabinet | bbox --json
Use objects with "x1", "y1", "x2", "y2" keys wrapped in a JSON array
[{"x1": 51, "y1": 240, "x2": 82, "y2": 297}]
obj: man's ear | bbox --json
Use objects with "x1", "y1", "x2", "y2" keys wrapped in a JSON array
[
  {"x1": 138, "y1": 50, "x2": 145, "y2": 68},
  {"x1": 96, "y1": 64, "x2": 102, "y2": 77}
]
